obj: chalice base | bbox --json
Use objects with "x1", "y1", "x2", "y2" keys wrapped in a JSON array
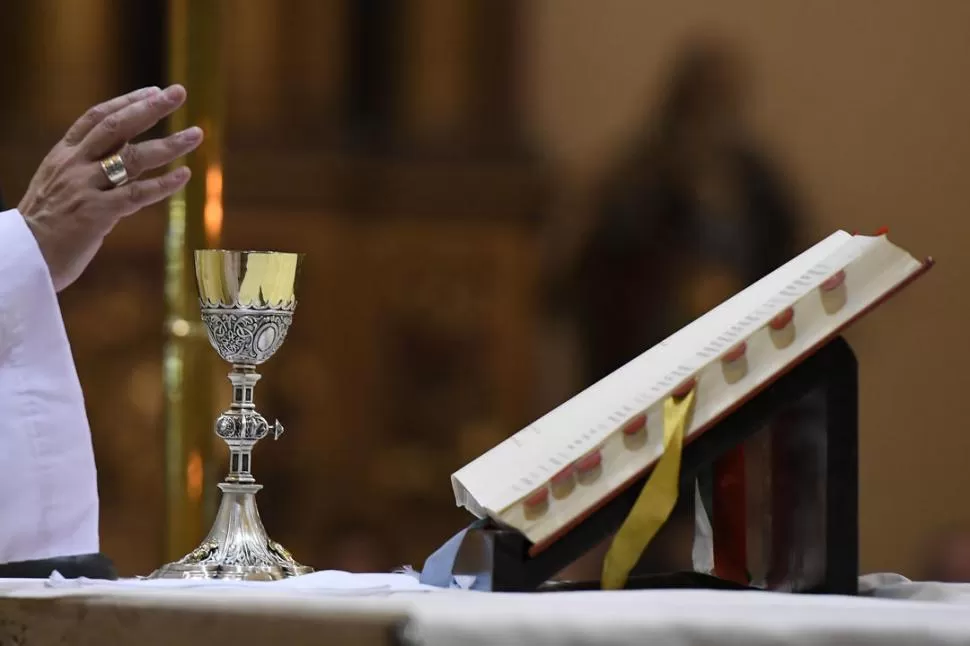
[{"x1": 149, "y1": 482, "x2": 312, "y2": 581}]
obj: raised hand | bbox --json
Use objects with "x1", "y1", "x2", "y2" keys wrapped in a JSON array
[{"x1": 17, "y1": 84, "x2": 203, "y2": 291}]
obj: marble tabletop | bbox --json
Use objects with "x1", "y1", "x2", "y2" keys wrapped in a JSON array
[{"x1": 2, "y1": 572, "x2": 970, "y2": 646}]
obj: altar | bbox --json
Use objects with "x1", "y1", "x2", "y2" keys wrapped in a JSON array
[{"x1": 3, "y1": 574, "x2": 970, "y2": 646}]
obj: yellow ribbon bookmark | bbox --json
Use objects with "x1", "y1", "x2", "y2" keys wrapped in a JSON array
[{"x1": 601, "y1": 388, "x2": 696, "y2": 590}]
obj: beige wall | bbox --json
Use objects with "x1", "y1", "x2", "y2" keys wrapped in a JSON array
[{"x1": 525, "y1": 0, "x2": 970, "y2": 576}]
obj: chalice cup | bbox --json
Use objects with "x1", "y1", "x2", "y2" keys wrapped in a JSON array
[{"x1": 150, "y1": 249, "x2": 313, "y2": 580}]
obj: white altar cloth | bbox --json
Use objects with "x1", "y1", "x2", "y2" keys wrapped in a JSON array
[{"x1": 1, "y1": 573, "x2": 970, "y2": 646}]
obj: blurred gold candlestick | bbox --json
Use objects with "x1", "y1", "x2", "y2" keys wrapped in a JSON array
[{"x1": 163, "y1": 0, "x2": 225, "y2": 563}]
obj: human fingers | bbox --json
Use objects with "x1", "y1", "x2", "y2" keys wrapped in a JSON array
[
  {"x1": 103, "y1": 166, "x2": 192, "y2": 219},
  {"x1": 80, "y1": 84, "x2": 187, "y2": 160},
  {"x1": 62, "y1": 86, "x2": 161, "y2": 146},
  {"x1": 91, "y1": 126, "x2": 203, "y2": 189}
]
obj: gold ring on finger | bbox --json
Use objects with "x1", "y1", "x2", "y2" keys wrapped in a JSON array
[{"x1": 100, "y1": 153, "x2": 129, "y2": 187}]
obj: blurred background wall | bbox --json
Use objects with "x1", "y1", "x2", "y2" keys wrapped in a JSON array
[{"x1": 1, "y1": 0, "x2": 968, "y2": 579}]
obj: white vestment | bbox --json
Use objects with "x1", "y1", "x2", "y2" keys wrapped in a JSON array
[{"x1": 0, "y1": 208, "x2": 99, "y2": 563}]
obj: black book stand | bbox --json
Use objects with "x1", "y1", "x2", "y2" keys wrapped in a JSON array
[{"x1": 426, "y1": 336, "x2": 859, "y2": 594}]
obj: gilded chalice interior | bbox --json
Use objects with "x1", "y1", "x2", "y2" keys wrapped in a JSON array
[{"x1": 195, "y1": 249, "x2": 302, "y2": 364}]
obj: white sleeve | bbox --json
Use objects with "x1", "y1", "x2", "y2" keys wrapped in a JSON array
[{"x1": 0, "y1": 208, "x2": 99, "y2": 563}]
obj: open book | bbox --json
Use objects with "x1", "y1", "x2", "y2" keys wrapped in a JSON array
[{"x1": 452, "y1": 230, "x2": 931, "y2": 550}]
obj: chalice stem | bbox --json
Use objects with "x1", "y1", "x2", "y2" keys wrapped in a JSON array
[
  {"x1": 149, "y1": 361, "x2": 312, "y2": 579},
  {"x1": 222, "y1": 364, "x2": 262, "y2": 484}
]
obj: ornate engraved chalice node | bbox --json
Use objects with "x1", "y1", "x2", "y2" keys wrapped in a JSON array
[{"x1": 150, "y1": 249, "x2": 312, "y2": 580}]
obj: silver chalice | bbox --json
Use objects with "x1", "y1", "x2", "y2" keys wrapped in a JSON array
[{"x1": 150, "y1": 249, "x2": 312, "y2": 580}]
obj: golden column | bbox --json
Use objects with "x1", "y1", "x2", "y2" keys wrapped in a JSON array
[{"x1": 163, "y1": 0, "x2": 225, "y2": 562}]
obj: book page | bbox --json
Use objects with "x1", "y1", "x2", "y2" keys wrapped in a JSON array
[
  {"x1": 499, "y1": 234, "x2": 922, "y2": 544},
  {"x1": 453, "y1": 230, "x2": 874, "y2": 514}
]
